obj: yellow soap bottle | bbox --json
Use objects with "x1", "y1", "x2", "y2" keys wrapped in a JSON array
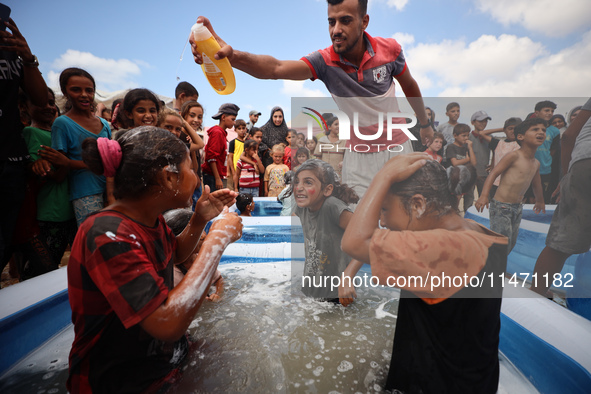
[{"x1": 191, "y1": 22, "x2": 236, "y2": 95}]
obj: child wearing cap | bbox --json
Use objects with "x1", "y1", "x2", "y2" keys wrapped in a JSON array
[
  {"x1": 203, "y1": 103, "x2": 239, "y2": 191},
  {"x1": 470, "y1": 110, "x2": 493, "y2": 199}
]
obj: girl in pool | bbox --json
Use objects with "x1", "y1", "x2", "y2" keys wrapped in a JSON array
[
  {"x1": 45, "y1": 68, "x2": 112, "y2": 227},
  {"x1": 342, "y1": 153, "x2": 508, "y2": 393},
  {"x1": 235, "y1": 193, "x2": 255, "y2": 217},
  {"x1": 291, "y1": 159, "x2": 363, "y2": 305},
  {"x1": 67, "y1": 126, "x2": 241, "y2": 393}
]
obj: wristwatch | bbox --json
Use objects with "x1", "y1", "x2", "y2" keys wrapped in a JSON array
[
  {"x1": 19, "y1": 54, "x2": 39, "y2": 67},
  {"x1": 419, "y1": 120, "x2": 432, "y2": 129}
]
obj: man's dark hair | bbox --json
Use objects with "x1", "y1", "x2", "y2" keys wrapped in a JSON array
[
  {"x1": 175, "y1": 81, "x2": 198, "y2": 99},
  {"x1": 534, "y1": 100, "x2": 556, "y2": 112},
  {"x1": 327, "y1": 0, "x2": 368, "y2": 16},
  {"x1": 514, "y1": 117, "x2": 546, "y2": 146}
]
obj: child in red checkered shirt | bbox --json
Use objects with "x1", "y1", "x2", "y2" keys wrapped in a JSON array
[{"x1": 66, "y1": 126, "x2": 241, "y2": 393}]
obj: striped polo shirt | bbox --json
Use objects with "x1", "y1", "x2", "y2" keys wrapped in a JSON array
[{"x1": 302, "y1": 32, "x2": 410, "y2": 152}]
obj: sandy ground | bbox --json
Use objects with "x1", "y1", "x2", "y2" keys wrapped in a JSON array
[{"x1": 1, "y1": 251, "x2": 70, "y2": 289}]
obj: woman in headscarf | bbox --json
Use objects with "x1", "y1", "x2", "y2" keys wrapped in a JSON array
[{"x1": 261, "y1": 106, "x2": 289, "y2": 150}]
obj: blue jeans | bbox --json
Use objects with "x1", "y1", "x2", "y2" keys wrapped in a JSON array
[
  {"x1": 239, "y1": 187, "x2": 259, "y2": 197},
  {"x1": 489, "y1": 198, "x2": 522, "y2": 254}
]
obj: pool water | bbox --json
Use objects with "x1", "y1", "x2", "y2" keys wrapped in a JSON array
[{"x1": 0, "y1": 262, "x2": 539, "y2": 393}]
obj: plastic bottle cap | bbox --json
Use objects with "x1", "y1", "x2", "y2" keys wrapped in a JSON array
[{"x1": 191, "y1": 22, "x2": 203, "y2": 32}]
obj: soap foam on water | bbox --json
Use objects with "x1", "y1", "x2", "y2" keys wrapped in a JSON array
[
  {"x1": 0, "y1": 261, "x2": 540, "y2": 393},
  {"x1": 171, "y1": 261, "x2": 397, "y2": 393}
]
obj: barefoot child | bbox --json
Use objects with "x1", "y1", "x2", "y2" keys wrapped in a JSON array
[
  {"x1": 291, "y1": 159, "x2": 363, "y2": 305},
  {"x1": 67, "y1": 126, "x2": 241, "y2": 393},
  {"x1": 475, "y1": 118, "x2": 546, "y2": 253},
  {"x1": 342, "y1": 154, "x2": 508, "y2": 393}
]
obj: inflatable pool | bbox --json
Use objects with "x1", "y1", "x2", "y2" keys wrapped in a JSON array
[
  {"x1": 466, "y1": 205, "x2": 591, "y2": 320},
  {"x1": 1, "y1": 199, "x2": 590, "y2": 392}
]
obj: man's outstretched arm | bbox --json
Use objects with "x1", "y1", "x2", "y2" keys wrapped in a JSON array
[{"x1": 190, "y1": 16, "x2": 312, "y2": 81}]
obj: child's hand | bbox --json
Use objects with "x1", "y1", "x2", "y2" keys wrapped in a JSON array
[
  {"x1": 38, "y1": 146, "x2": 69, "y2": 168},
  {"x1": 474, "y1": 197, "x2": 488, "y2": 212},
  {"x1": 338, "y1": 280, "x2": 357, "y2": 307},
  {"x1": 381, "y1": 152, "x2": 430, "y2": 184},
  {"x1": 466, "y1": 140, "x2": 473, "y2": 148},
  {"x1": 195, "y1": 186, "x2": 238, "y2": 222},
  {"x1": 209, "y1": 207, "x2": 243, "y2": 243},
  {"x1": 533, "y1": 201, "x2": 546, "y2": 214},
  {"x1": 32, "y1": 158, "x2": 52, "y2": 177}
]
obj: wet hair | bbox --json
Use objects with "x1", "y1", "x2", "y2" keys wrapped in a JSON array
[
  {"x1": 236, "y1": 193, "x2": 253, "y2": 213},
  {"x1": 157, "y1": 107, "x2": 183, "y2": 128},
  {"x1": 121, "y1": 88, "x2": 161, "y2": 129},
  {"x1": 163, "y1": 208, "x2": 193, "y2": 236},
  {"x1": 243, "y1": 139, "x2": 258, "y2": 151},
  {"x1": 81, "y1": 126, "x2": 188, "y2": 200},
  {"x1": 535, "y1": 100, "x2": 557, "y2": 112},
  {"x1": 175, "y1": 81, "x2": 198, "y2": 99},
  {"x1": 514, "y1": 117, "x2": 546, "y2": 146},
  {"x1": 503, "y1": 117, "x2": 522, "y2": 130},
  {"x1": 290, "y1": 159, "x2": 359, "y2": 205},
  {"x1": 326, "y1": 0, "x2": 367, "y2": 16},
  {"x1": 446, "y1": 102, "x2": 460, "y2": 112},
  {"x1": 452, "y1": 123, "x2": 471, "y2": 136},
  {"x1": 390, "y1": 161, "x2": 475, "y2": 217},
  {"x1": 235, "y1": 119, "x2": 247, "y2": 129},
  {"x1": 59, "y1": 67, "x2": 96, "y2": 96}
]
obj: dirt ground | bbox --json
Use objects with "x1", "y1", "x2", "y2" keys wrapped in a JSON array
[{"x1": 0, "y1": 251, "x2": 70, "y2": 289}]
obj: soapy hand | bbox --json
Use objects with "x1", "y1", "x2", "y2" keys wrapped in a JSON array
[
  {"x1": 338, "y1": 281, "x2": 357, "y2": 307},
  {"x1": 194, "y1": 185, "x2": 238, "y2": 222},
  {"x1": 190, "y1": 16, "x2": 233, "y2": 64},
  {"x1": 209, "y1": 207, "x2": 243, "y2": 244}
]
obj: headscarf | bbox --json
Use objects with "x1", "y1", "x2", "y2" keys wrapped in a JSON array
[{"x1": 260, "y1": 106, "x2": 289, "y2": 149}]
